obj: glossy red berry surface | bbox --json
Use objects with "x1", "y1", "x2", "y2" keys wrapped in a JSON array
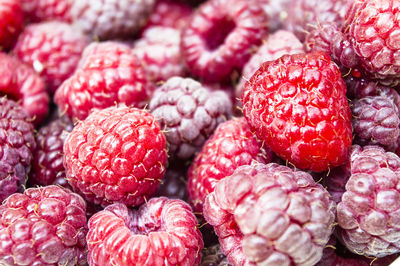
[{"x1": 0, "y1": 0, "x2": 23, "y2": 50}]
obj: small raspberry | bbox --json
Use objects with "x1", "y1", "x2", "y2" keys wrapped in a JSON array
[
  {"x1": 64, "y1": 106, "x2": 167, "y2": 207},
  {"x1": 54, "y1": 41, "x2": 152, "y2": 121},
  {"x1": 0, "y1": 53, "x2": 49, "y2": 125},
  {"x1": 156, "y1": 161, "x2": 188, "y2": 201},
  {"x1": 337, "y1": 145, "x2": 400, "y2": 257},
  {"x1": 133, "y1": 27, "x2": 186, "y2": 84},
  {"x1": 87, "y1": 198, "x2": 203, "y2": 265},
  {"x1": 13, "y1": 21, "x2": 89, "y2": 95},
  {"x1": 20, "y1": 0, "x2": 72, "y2": 23},
  {"x1": 0, "y1": 0, "x2": 23, "y2": 51},
  {"x1": 187, "y1": 117, "x2": 273, "y2": 213},
  {"x1": 30, "y1": 116, "x2": 74, "y2": 189},
  {"x1": 0, "y1": 185, "x2": 87, "y2": 265},
  {"x1": 70, "y1": 0, "x2": 155, "y2": 40},
  {"x1": 242, "y1": 51, "x2": 353, "y2": 172},
  {"x1": 201, "y1": 244, "x2": 229, "y2": 266},
  {"x1": 0, "y1": 98, "x2": 36, "y2": 202},
  {"x1": 149, "y1": 77, "x2": 232, "y2": 160},
  {"x1": 181, "y1": 0, "x2": 268, "y2": 82},
  {"x1": 203, "y1": 162, "x2": 336, "y2": 265}
]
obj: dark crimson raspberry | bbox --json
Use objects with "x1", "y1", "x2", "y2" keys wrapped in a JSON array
[
  {"x1": 55, "y1": 42, "x2": 152, "y2": 121},
  {"x1": 187, "y1": 117, "x2": 273, "y2": 213},
  {"x1": 242, "y1": 52, "x2": 353, "y2": 172},
  {"x1": 133, "y1": 27, "x2": 186, "y2": 84},
  {"x1": 337, "y1": 145, "x2": 400, "y2": 257},
  {"x1": 0, "y1": 98, "x2": 36, "y2": 202},
  {"x1": 236, "y1": 30, "x2": 304, "y2": 102},
  {"x1": 149, "y1": 77, "x2": 232, "y2": 160},
  {"x1": 156, "y1": 161, "x2": 188, "y2": 201},
  {"x1": 0, "y1": 53, "x2": 49, "y2": 125},
  {"x1": 259, "y1": 0, "x2": 291, "y2": 32},
  {"x1": 87, "y1": 198, "x2": 203, "y2": 265},
  {"x1": 284, "y1": 0, "x2": 351, "y2": 41},
  {"x1": 64, "y1": 106, "x2": 167, "y2": 207},
  {"x1": 20, "y1": 0, "x2": 72, "y2": 22},
  {"x1": 30, "y1": 116, "x2": 73, "y2": 189},
  {"x1": 203, "y1": 163, "x2": 336, "y2": 265},
  {"x1": 201, "y1": 244, "x2": 229, "y2": 266},
  {"x1": 181, "y1": 0, "x2": 268, "y2": 82},
  {"x1": 0, "y1": 0, "x2": 23, "y2": 51},
  {"x1": 70, "y1": 0, "x2": 155, "y2": 40},
  {"x1": 143, "y1": 0, "x2": 193, "y2": 31},
  {"x1": 13, "y1": 21, "x2": 89, "y2": 95},
  {"x1": 0, "y1": 185, "x2": 87, "y2": 265}
]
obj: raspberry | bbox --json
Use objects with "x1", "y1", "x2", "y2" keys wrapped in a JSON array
[
  {"x1": 133, "y1": 27, "x2": 186, "y2": 84},
  {"x1": 149, "y1": 77, "x2": 232, "y2": 160},
  {"x1": 201, "y1": 244, "x2": 229, "y2": 266},
  {"x1": 0, "y1": 185, "x2": 87, "y2": 265},
  {"x1": 64, "y1": 106, "x2": 167, "y2": 207},
  {"x1": 30, "y1": 116, "x2": 73, "y2": 189},
  {"x1": 13, "y1": 22, "x2": 89, "y2": 95},
  {"x1": 322, "y1": 160, "x2": 351, "y2": 205},
  {"x1": 70, "y1": 0, "x2": 155, "y2": 40},
  {"x1": 187, "y1": 117, "x2": 273, "y2": 213},
  {"x1": 54, "y1": 42, "x2": 152, "y2": 121},
  {"x1": 242, "y1": 52, "x2": 353, "y2": 172},
  {"x1": 0, "y1": 0, "x2": 23, "y2": 51},
  {"x1": 181, "y1": 0, "x2": 268, "y2": 82},
  {"x1": 20, "y1": 0, "x2": 71, "y2": 23},
  {"x1": 236, "y1": 30, "x2": 304, "y2": 102},
  {"x1": 156, "y1": 161, "x2": 188, "y2": 201},
  {"x1": 0, "y1": 98, "x2": 36, "y2": 202},
  {"x1": 203, "y1": 162, "x2": 336, "y2": 265},
  {"x1": 259, "y1": 0, "x2": 291, "y2": 32},
  {"x1": 337, "y1": 145, "x2": 400, "y2": 257},
  {"x1": 0, "y1": 53, "x2": 49, "y2": 125},
  {"x1": 87, "y1": 198, "x2": 203, "y2": 265}
]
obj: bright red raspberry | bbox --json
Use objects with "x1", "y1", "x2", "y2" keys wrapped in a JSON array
[
  {"x1": 87, "y1": 198, "x2": 203, "y2": 265},
  {"x1": 181, "y1": 0, "x2": 268, "y2": 82},
  {"x1": 70, "y1": 0, "x2": 155, "y2": 40},
  {"x1": 64, "y1": 106, "x2": 167, "y2": 207},
  {"x1": 13, "y1": 21, "x2": 89, "y2": 94},
  {"x1": 0, "y1": 53, "x2": 49, "y2": 125},
  {"x1": 0, "y1": 185, "x2": 88, "y2": 265},
  {"x1": 203, "y1": 163, "x2": 336, "y2": 265},
  {"x1": 54, "y1": 42, "x2": 152, "y2": 121},
  {"x1": 0, "y1": 0, "x2": 23, "y2": 51},
  {"x1": 242, "y1": 52, "x2": 353, "y2": 172},
  {"x1": 20, "y1": 0, "x2": 71, "y2": 22},
  {"x1": 187, "y1": 117, "x2": 273, "y2": 213}
]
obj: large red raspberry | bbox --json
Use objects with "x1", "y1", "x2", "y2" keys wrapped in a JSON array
[
  {"x1": 149, "y1": 77, "x2": 232, "y2": 160},
  {"x1": 54, "y1": 42, "x2": 152, "y2": 121},
  {"x1": 0, "y1": 185, "x2": 87, "y2": 265},
  {"x1": 70, "y1": 0, "x2": 155, "y2": 40},
  {"x1": 64, "y1": 106, "x2": 167, "y2": 207},
  {"x1": 13, "y1": 21, "x2": 89, "y2": 95},
  {"x1": 20, "y1": 0, "x2": 71, "y2": 23},
  {"x1": 0, "y1": 53, "x2": 49, "y2": 125},
  {"x1": 0, "y1": 0, "x2": 23, "y2": 51},
  {"x1": 181, "y1": 0, "x2": 268, "y2": 82},
  {"x1": 87, "y1": 198, "x2": 203, "y2": 265},
  {"x1": 242, "y1": 52, "x2": 353, "y2": 172},
  {"x1": 187, "y1": 117, "x2": 273, "y2": 213},
  {"x1": 203, "y1": 163, "x2": 336, "y2": 265}
]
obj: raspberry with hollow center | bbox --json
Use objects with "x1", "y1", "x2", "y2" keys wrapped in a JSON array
[
  {"x1": 64, "y1": 106, "x2": 167, "y2": 207},
  {"x1": 87, "y1": 197, "x2": 203, "y2": 265}
]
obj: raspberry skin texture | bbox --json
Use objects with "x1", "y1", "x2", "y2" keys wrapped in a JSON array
[
  {"x1": 70, "y1": 0, "x2": 155, "y2": 40},
  {"x1": 0, "y1": 0, "x2": 23, "y2": 51},
  {"x1": 133, "y1": 27, "x2": 187, "y2": 84},
  {"x1": 259, "y1": 0, "x2": 291, "y2": 32},
  {"x1": 242, "y1": 51, "x2": 353, "y2": 172},
  {"x1": 187, "y1": 117, "x2": 274, "y2": 213},
  {"x1": 54, "y1": 41, "x2": 152, "y2": 121},
  {"x1": 203, "y1": 162, "x2": 336, "y2": 265},
  {"x1": 201, "y1": 244, "x2": 229, "y2": 266},
  {"x1": 0, "y1": 98, "x2": 36, "y2": 202},
  {"x1": 0, "y1": 185, "x2": 88, "y2": 265},
  {"x1": 0, "y1": 53, "x2": 49, "y2": 125},
  {"x1": 87, "y1": 197, "x2": 203, "y2": 265},
  {"x1": 13, "y1": 21, "x2": 90, "y2": 95},
  {"x1": 20, "y1": 0, "x2": 72, "y2": 23},
  {"x1": 64, "y1": 106, "x2": 167, "y2": 207},
  {"x1": 181, "y1": 0, "x2": 269, "y2": 82},
  {"x1": 30, "y1": 116, "x2": 74, "y2": 189},
  {"x1": 149, "y1": 77, "x2": 232, "y2": 160}
]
